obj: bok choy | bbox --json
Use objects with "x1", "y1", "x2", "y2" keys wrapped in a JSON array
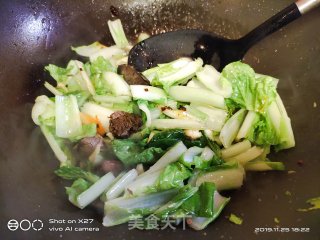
[{"x1": 31, "y1": 18, "x2": 295, "y2": 231}]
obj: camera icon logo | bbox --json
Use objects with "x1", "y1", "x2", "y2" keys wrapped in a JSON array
[
  {"x1": 7, "y1": 219, "x2": 19, "y2": 231},
  {"x1": 7, "y1": 219, "x2": 43, "y2": 231}
]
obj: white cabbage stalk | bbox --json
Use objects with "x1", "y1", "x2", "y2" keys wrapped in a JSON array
[
  {"x1": 72, "y1": 42, "x2": 107, "y2": 57},
  {"x1": 150, "y1": 108, "x2": 162, "y2": 120},
  {"x1": 224, "y1": 146, "x2": 264, "y2": 165},
  {"x1": 55, "y1": 95, "x2": 82, "y2": 138},
  {"x1": 200, "y1": 146, "x2": 215, "y2": 161},
  {"x1": 266, "y1": 101, "x2": 282, "y2": 135},
  {"x1": 40, "y1": 125, "x2": 68, "y2": 163},
  {"x1": 81, "y1": 102, "x2": 114, "y2": 130},
  {"x1": 135, "y1": 164, "x2": 144, "y2": 175},
  {"x1": 235, "y1": 111, "x2": 259, "y2": 141},
  {"x1": 125, "y1": 169, "x2": 162, "y2": 196},
  {"x1": 151, "y1": 119, "x2": 206, "y2": 130},
  {"x1": 169, "y1": 86, "x2": 226, "y2": 109},
  {"x1": 162, "y1": 108, "x2": 198, "y2": 121},
  {"x1": 130, "y1": 85, "x2": 167, "y2": 103},
  {"x1": 106, "y1": 169, "x2": 138, "y2": 200},
  {"x1": 137, "y1": 32, "x2": 150, "y2": 42},
  {"x1": 245, "y1": 161, "x2": 285, "y2": 171},
  {"x1": 185, "y1": 105, "x2": 208, "y2": 121},
  {"x1": 196, "y1": 165, "x2": 245, "y2": 191},
  {"x1": 103, "y1": 72, "x2": 131, "y2": 97},
  {"x1": 89, "y1": 46, "x2": 126, "y2": 62},
  {"x1": 184, "y1": 130, "x2": 202, "y2": 140},
  {"x1": 192, "y1": 104, "x2": 228, "y2": 132},
  {"x1": 221, "y1": 140, "x2": 252, "y2": 159},
  {"x1": 143, "y1": 58, "x2": 200, "y2": 85},
  {"x1": 275, "y1": 94, "x2": 295, "y2": 149},
  {"x1": 138, "y1": 102, "x2": 152, "y2": 127},
  {"x1": 103, "y1": 189, "x2": 178, "y2": 227},
  {"x1": 44, "y1": 82, "x2": 63, "y2": 96},
  {"x1": 93, "y1": 95, "x2": 131, "y2": 104},
  {"x1": 159, "y1": 58, "x2": 203, "y2": 86},
  {"x1": 186, "y1": 79, "x2": 208, "y2": 89},
  {"x1": 180, "y1": 146, "x2": 204, "y2": 165},
  {"x1": 219, "y1": 109, "x2": 247, "y2": 148},
  {"x1": 142, "y1": 141, "x2": 187, "y2": 176},
  {"x1": 196, "y1": 65, "x2": 232, "y2": 98},
  {"x1": 73, "y1": 60, "x2": 96, "y2": 95},
  {"x1": 31, "y1": 95, "x2": 55, "y2": 125},
  {"x1": 107, "y1": 19, "x2": 129, "y2": 48},
  {"x1": 77, "y1": 172, "x2": 115, "y2": 209}
]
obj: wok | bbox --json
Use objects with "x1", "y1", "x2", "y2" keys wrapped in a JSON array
[{"x1": 0, "y1": 0, "x2": 319, "y2": 239}]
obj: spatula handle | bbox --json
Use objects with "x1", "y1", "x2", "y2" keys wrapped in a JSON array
[
  {"x1": 296, "y1": 0, "x2": 320, "y2": 14},
  {"x1": 240, "y1": 0, "x2": 320, "y2": 53}
]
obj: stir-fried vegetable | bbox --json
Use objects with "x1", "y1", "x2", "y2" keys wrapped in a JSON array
[{"x1": 31, "y1": 19, "x2": 295, "y2": 231}]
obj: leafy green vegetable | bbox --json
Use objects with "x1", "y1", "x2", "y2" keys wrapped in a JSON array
[
  {"x1": 180, "y1": 146, "x2": 203, "y2": 168},
  {"x1": 90, "y1": 56, "x2": 116, "y2": 74},
  {"x1": 254, "y1": 75, "x2": 278, "y2": 112},
  {"x1": 112, "y1": 139, "x2": 164, "y2": 166},
  {"x1": 221, "y1": 62, "x2": 277, "y2": 113},
  {"x1": 111, "y1": 102, "x2": 137, "y2": 113},
  {"x1": 181, "y1": 182, "x2": 215, "y2": 217},
  {"x1": 229, "y1": 213, "x2": 243, "y2": 225},
  {"x1": 103, "y1": 189, "x2": 178, "y2": 226},
  {"x1": 66, "y1": 178, "x2": 92, "y2": 208},
  {"x1": 149, "y1": 162, "x2": 192, "y2": 192},
  {"x1": 188, "y1": 191, "x2": 230, "y2": 230},
  {"x1": 70, "y1": 91, "x2": 91, "y2": 107},
  {"x1": 68, "y1": 123, "x2": 97, "y2": 142},
  {"x1": 192, "y1": 156, "x2": 211, "y2": 169},
  {"x1": 55, "y1": 166, "x2": 99, "y2": 183},
  {"x1": 247, "y1": 113, "x2": 280, "y2": 146},
  {"x1": 274, "y1": 217, "x2": 280, "y2": 224},
  {"x1": 143, "y1": 58, "x2": 203, "y2": 91},
  {"x1": 297, "y1": 197, "x2": 320, "y2": 212},
  {"x1": 201, "y1": 131, "x2": 222, "y2": 156},
  {"x1": 45, "y1": 64, "x2": 73, "y2": 83},
  {"x1": 148, "y1": 129, "x2": 207, "y2": 149},
  {"x1": 154, "y1": 185, "x2": 198, "y2": 218}
]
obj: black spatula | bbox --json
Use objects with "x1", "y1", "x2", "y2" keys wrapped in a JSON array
[{"x1": 129, "y1": 0, "x2": 320, "y2": 71}]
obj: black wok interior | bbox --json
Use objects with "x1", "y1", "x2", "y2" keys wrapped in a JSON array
[{"x1": 0, "y1": 0, "x2": 319, "y2": 239}]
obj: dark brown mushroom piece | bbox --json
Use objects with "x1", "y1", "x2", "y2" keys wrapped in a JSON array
[
  {"x1": 117, "y1": 64, "x2": 150, "y2": 85},
  {"x1": 109, "y1": 111, "x2": 142, "y2": 139},
  {"x1": 99, "y1": 159, "x2": 124, "y2": 176},
  {"x1": 77, "y1": 135, "x2": 103, "y2": 157}
]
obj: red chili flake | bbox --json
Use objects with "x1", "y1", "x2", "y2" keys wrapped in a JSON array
[
  {"x1": 179, "y1": 106, "x2": 186, "y2": 111},
  {"x1": 161, "y1": 106, "x2": 172, "y2": 111},
  {"x1": 186, "y1": 218, "x2": 193, "y2": 225},
  {"x1": 297, "y1": 160, "x2": 304, "y2": 166},
  {"x1": 110, "y1": 5, "x2": 119, "y2": 17}
]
